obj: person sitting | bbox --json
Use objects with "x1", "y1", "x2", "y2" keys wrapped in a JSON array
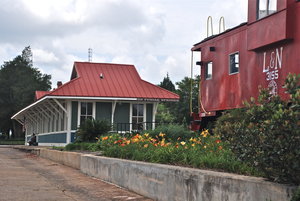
[{"x1": 28, "y1": 133, "x2": 38, "y2": 146}]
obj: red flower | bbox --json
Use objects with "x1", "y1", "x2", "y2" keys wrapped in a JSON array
[{"x1": 215, "y1": 139, "x2": 221, "y2": 144}]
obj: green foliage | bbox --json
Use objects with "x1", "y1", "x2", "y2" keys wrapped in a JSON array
[
  {"x1": 156, "y1": 75, "x2": 200, "y2": 124},
  {"x1": 75, "y1": 119, "x2": 111, "y2": 142},
  {"x1": 61, "y1": 130, "x2": 263, "y2": 177},
  {"x1": 173, "y1": 75, "x2": 200, "y2": 124},
  {"x1": 0, "y1": 46, "x2": 51, "y2": 137},
  {"x1": 144, "y1": 124, "x2": 195, "y2": 141},
  {"x1": 291, "y1": 186, "x2": 300, "y2": 201},
  {"x1": 214, "y1": 73, "x2": 300, "y2": 185},
  {"x1": 65, "y1": 142, "x2": 101, "y2": 152},
  {"x1": 159, "y1": 73, "x2": 176, "y2": 92},
  {"x1": 97, "y1": 132, "x2": 261, "y2": 176},
  {"x1": 155, "y1": 104, "x2": 176, "y2": 123}
]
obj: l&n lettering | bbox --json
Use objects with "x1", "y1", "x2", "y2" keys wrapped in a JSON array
[{"x1": 263, "y1": 47, "x2": 283, "y2": 81}]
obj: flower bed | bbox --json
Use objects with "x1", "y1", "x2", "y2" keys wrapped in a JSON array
[{"x1": 66, "y1": 130, "x2": 262, "y2": 177}]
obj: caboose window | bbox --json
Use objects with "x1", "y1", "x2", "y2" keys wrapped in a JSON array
[
  {"x1": 205, "y1": 62, "x2": 212, "y2": 80},
  {"x1": 257, "y1": 0, "x2": 277, "y2": 19},
  {"x1": 229, "y1": 52, "x2": 239, "y2": 74}
]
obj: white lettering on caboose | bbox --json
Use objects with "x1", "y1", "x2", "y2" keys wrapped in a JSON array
[
  {"x1": 263, "y1": 47, "x2": 283, "y2": 81},
  {"x1": 262, "y1": 47, "x2": 283, "y2": 95}
]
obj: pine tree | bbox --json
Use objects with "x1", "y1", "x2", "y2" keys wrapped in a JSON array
[{"x1": 159, "y1": 73, "x2": 176, "y2": 92}]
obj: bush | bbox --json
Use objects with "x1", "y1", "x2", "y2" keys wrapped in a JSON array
[
  {"x1": 75, "y1": 119, "x2": 111, "y2": 142},
  {"x1": 291, "y1": 187, "x2": 300, "y2": 201},
  {"x1": 144, "y1": 124, "x2": 196, "y2": 141},
  {"x1": 214, "y1": 73, "x2": 300, "y2": 184}
]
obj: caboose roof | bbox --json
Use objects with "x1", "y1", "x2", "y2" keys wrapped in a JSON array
[{"x1": 192, "y1": 22, "x2": 247, "y2": 51}]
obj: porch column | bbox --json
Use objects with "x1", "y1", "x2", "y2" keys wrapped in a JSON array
[
  {"x1": 66, "y1": 101, "x2": 72, "y2": 144},
  {"x1": 152, "y1": 103, "x2": 159, "y2": 130},
  {"x1": 111, "y1": 101, "x2": 117, "y2": 129}
]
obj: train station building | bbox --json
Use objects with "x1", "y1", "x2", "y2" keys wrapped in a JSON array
[{"x1": 11, "y1": 62, "x2": 179, "y2": 146}]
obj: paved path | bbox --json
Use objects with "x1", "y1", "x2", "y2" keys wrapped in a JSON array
[{"x1": 0, "y1": 147, "x2": 152, "y2": 201}]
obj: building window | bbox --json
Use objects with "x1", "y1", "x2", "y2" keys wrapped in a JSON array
[
  {"x1": 258, "y1": 0, "x2": 277, "y2": 19},
  {"x1": 229, "y1": 52, "x2": 239, "y2": 74},
  {"x1": 132, "y1": 104, "x2": 144, "y2": 130},
  {"x1": 80, "y1": 102, "x2": 93, "y2": 124},
  {"x1": 205, "y1": 62, "x2": 213, "y2": 80}
]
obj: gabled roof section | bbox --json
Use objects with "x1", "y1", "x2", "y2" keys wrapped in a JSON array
[
  {"x1": 35, "y1": 91, "x2": 50, "y2": 100},
  {"x1": 38, "y1": 62, "x2": 179, "y2": 101}
]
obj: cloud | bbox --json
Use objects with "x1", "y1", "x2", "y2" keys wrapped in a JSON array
[
  {"x1": 32, "y1": 49, "x2": 59, "y2": 63},
  {"x1": 0, "y1": 0, "x2": 248, "y2": 89}
]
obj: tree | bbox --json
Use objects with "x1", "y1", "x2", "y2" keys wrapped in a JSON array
[
  {"x1": 156, "y1": 74, "x2": 177, "y2": 123},
  {"x1": 159, "y1": 73, "x2": 176, "y2": 92},
  {"x1": 156, "y1": 75, "x2": 200, "y2": 125},
  {"x1": 173, "y1": 75, "x2": 200, "y2": 124},
  {"x1": 0, "y1": 46, "x2": 52, "y2": 138}
]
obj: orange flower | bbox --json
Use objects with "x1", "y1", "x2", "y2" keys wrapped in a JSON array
[
  {"x1": 132, "y1": 138, "x2": 139, "y2": 143},
  {"x1": 165, "y1": 143, "x2": 171, "y2": 147},
  {"x1": 201, "y1": 129, "x2": 209, "y2": 138},
  {"x1": 218, "y1": 146, "x2": 223, "y2": 150},
  {"x1": 102, "y1": 136, "x2": 109, "y2": 140},
  {"x1": 144, "y1": 144, "x2": 149, "y2": 148},
  {"x1": 120, "y1": 143, "x2": 126, "y2": 147},
  {"x1": 175, "y1": 144, "x2": 179, "y2": 148}
]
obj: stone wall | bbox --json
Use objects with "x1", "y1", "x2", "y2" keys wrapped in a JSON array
[
  {"x1": 14, "y1": 146, "x2": 296, "y2": 201},
  {"x1": 80, "y1": 154, "x2": 296, "y2": 201}
]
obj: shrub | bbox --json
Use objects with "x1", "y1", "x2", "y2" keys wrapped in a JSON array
[
  {"x1": 291, "y1": 187, "x2": 300, "y2": 201},
  {"x1": 145, "y1": 124, "x2": 196, "y2": 141},
  {"x1": 75, "y1": 119, "x2": 111, "y2": 142},
  {"x1": 214, "y1": 73, "x2": 300, "y2": 184}
]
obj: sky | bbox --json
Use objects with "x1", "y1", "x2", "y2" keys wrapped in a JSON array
[{"x1": 0, "y1": 0, "x2": 248, "y2": 88}]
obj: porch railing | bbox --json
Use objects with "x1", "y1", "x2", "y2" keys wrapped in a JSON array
[{"x1": 112, "y1": 122, "x2": 172, "y2": 133}]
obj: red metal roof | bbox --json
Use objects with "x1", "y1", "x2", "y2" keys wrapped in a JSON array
[
  {"x1": 35, "y1": 91, "x2": 50, "y2": 100},
  {"x1": 37, "y1": 62, "x2": 179, "y2": 101}
]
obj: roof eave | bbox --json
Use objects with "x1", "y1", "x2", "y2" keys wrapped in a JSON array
[
  {"x1": 12, "y1": 95, "x2": 179, "y2": 120},
  {"x1": 11, "y1": 96, "x2": 49, "y2": 120}
]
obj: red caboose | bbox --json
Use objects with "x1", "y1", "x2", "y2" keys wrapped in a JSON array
[{"x1": 191, "y1": 0, "x2": 300, "y2": 129}]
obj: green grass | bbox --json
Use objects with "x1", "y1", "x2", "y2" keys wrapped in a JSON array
[
  {"x1": 0, "y1": 140, "x2": 25, "y2": 145},
  {"x1": 64, "y1": 142, "x2": 101, "y2": 152}
]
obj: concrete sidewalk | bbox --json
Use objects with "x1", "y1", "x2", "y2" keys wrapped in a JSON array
[{"x1": 0, "y1": 147, "x2": 152, "y2": 201}]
